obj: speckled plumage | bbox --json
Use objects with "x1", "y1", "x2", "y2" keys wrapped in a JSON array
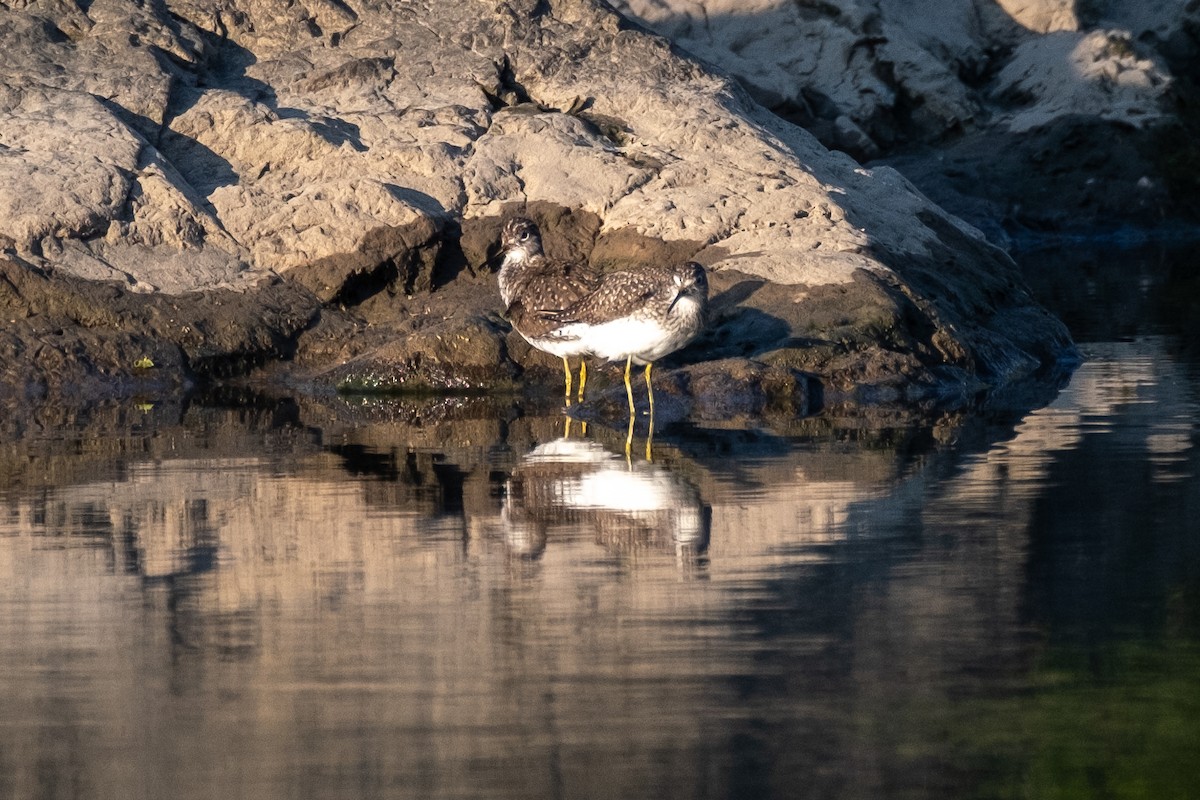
[
  {"x1": 547, "y1": 249, "x2": 708, "y2": 436},
  {"x1": 497, "y1": 217, "x2": 601, "y2": 355},
  {"x1": 547, "y1": 262, "x2": 708, "y2": 366}
]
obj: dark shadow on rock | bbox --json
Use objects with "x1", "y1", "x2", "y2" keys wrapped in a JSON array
[
  {"x1": 694, "y1": 279, "x2": 792, "y2": 360},
  {"x1": 878, "y1": 115, "x2": 1183, "y2": 245},
  {"x1": 93, "y1": 96, "x2": 168, "y2": 148},
  {"x1": 589, "y1": 224, "x2": 704, "y2": 270},
  {"x1": 426, "y1": 218, "x2": 473, "y2": 289},
  {"x1": 619, "y1": 4, "x2": 1017, "y2": 160},
  {"x1": 0, "y1": 254, "x2": 323, "y2": 399},
  {"x1": 277, "y1": 108, "x2": 366, "y2": 151},
  {"x1": 853, "y1": 207, "x2": 1078, "y2": 396},
  {"x1": 383, "y1": 185, "x2": 449, "y2": 221},
  {"x1": 455, "y1": 202, "x2": 605, "y2": 283},
  {"x1": 157, "y1": 117, "x2": 240, "y2": 197},
  {"x1": 693, "y1": 306, "x2": 791, "y2": 361},
  {"x1": 711, "y1": 277, "x2": 766, "y2": 308},
  {"x1": 287, "y1": 215, "x2": 447, "y2": 306}
]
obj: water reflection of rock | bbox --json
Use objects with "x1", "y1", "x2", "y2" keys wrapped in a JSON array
[
  {"x1": 500, "y1": 438, "x2": 711, "y2": 561},
  {"x1": 4, "y1": 344, "x2": 1194, "y2": 799}
]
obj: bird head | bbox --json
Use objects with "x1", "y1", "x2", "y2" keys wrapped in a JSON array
[
  {"x1": 668, "y1": 262, "x2": 709, "y2": 311},
  {"x1": 500, "y1": 217, "x2": 544, "y2": 259}
]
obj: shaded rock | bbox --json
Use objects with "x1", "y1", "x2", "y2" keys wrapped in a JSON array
[
  {"x1": 318, "y1": 314, "x2": 518, "y2": 395},
  {"x1": 0, "y1": 254, "x2": 320, "y2": 400},
  {"x1": 663, "y1": 357, "x2": 811, "y2": 420},
  {"x1": 994, "y1": 29, "x2": 1171, "y2": 134},
  {"x1": 883, "y1": 118, "x2": 1175, "y2": 243},
  {"x1": 612, "y1": 0, "x2": 1188, "y2": 140},
  {"x1": 609, "y1": 0, "x2": 1004, "y2": 152},
  {"x1": 288, "y1": 215, "x2": 446, "y2": 303}
]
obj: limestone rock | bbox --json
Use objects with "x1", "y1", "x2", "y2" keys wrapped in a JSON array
[
  {"x1": 1, "y1": 0, "x2": 991, "y2": 289},
  {"x1": 612, "y1": 0, "x2": 1198, "y2": 235},
  {"x1": 996, "y1": 0, "x2": 1079, "y2": 34},
  {"x1": 609, "y1": 0, "x2": 999, "y2": 152},
  {"x1": 0, "y1": 0, "x2": 1077, "y2": 406},
  {"x1": 612, "y1": 0, "x2": 1192, "y2": 144},
  {"x1": 995, "y1": 30, "x2": 1172, "y2": 133}
]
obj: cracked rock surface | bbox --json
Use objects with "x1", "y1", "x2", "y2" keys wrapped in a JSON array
[{"x1": 0, "y1": 0, "x2": 1075, "y2": 415}]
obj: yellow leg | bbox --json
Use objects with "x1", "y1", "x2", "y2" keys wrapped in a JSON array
[
  {"x1": 644, "y1": 363, "x2": 654, "y2": 416},
  {"x1": 577, "y1": 360, "x2": 588, "y2": 402},
  {"x1": 624, "y1": 355, "x2": 636, "y2": 459},
  {"x1": 644, "y1": 363, "x2": 655, "y2": 461},
  {"x1": 561, "y1": 357, "x2": 572, "y2": 406},
  {"x1": 623, "y1": 355, "x2": 635, "y2": 415}
]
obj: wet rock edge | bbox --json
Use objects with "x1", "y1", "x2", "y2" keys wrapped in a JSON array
[{"x1": 0, "y1": 202, "x2": 1079, "y2": 422}]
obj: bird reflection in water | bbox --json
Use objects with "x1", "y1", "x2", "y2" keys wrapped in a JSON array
[{"x1": 500, "y1": 437, "x2": 711, "y2": 566}]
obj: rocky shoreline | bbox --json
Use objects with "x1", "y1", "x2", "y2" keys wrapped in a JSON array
[
  {"x1": 8, "y1": 0, "x2": 1191, "y2": 421},
  {"x1": 0, "y1": 199, "x2": 1075, "y2": 421}
]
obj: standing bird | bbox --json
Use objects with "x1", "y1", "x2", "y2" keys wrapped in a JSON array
[
  {"x1": 547, "y1": 260, "x2": 708, "y2": 421},
  {"x1": 497, "y1": 217, "x2": 600, "y2": 404}
]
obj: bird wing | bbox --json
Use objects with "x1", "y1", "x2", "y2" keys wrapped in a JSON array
[
  {"x1": 549, "y1": 269, "x2": 671, "y2": 325},
  {"x1": 506, "y1": 260, "x2": 605, "y2": 338},
  {"x1": 508, "y1": 298, "x2": 576, "y2": 339}
]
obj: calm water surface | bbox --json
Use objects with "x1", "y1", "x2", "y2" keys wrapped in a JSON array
[{"x1": 1, "y1": 245, "x2": 1198, "y2": 799}]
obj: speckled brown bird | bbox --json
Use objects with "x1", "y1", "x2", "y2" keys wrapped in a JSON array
[
  {"x1": 497, "y1": 217, "x2": 601, "y2": 404},
  {"x1": 546, "y1": 260, "x2": 708, "y2": 418}
]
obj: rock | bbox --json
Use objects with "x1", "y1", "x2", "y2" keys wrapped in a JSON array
[
  {"x1": 611, "y1": 0, "x2": 1200, "y2": 236},
  {"x1": 996, "y1": 0, "x2": 1079, "y2": 33},
  {"x1": 318, "y1": 314, "x2": 519, "y2": 396},
  {"x1": 0, "y1": 0, "x2": 1078, "y2": 412},
  {"x1": 994, "y1": 30, "x2": 1172, "y2": 134},
  {"x1": 0, "y1": 254, "x2": 320, "y2": 402},
  {"x1": 609, "y1": 0, "x2": 1004, "y2": 150}
]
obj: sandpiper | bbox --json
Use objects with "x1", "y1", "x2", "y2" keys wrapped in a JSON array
[
  {"x1": 547, "y1": 260, "x2": 708, "y2": 419},
  {"x1": 497, "y1": 217, "x2": 601, "y2": 404}
]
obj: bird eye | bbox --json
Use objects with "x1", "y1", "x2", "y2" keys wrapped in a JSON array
[{"x1": 519, "y1": 232, "x2": 530, "y2": 241}]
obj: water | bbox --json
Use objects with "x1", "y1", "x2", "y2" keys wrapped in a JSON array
[{"x1": 2, "y1": 245, "x2": 1199, "y2": 799}]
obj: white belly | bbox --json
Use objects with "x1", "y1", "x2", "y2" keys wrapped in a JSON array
[
  {"x1": 561, "y1": 297, "x2": 702, "y2": 364},
  {"x1": 522, "y1": 330, "x2": 588, "y2": 359}
]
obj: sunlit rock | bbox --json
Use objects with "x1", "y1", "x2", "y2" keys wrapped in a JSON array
[
  {"x1": 995, "y1": 30, "x2": 1172, "y2": 133},
  {"x1": 613, "y1": 0, "x2": 1197, "y2": 238}
]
